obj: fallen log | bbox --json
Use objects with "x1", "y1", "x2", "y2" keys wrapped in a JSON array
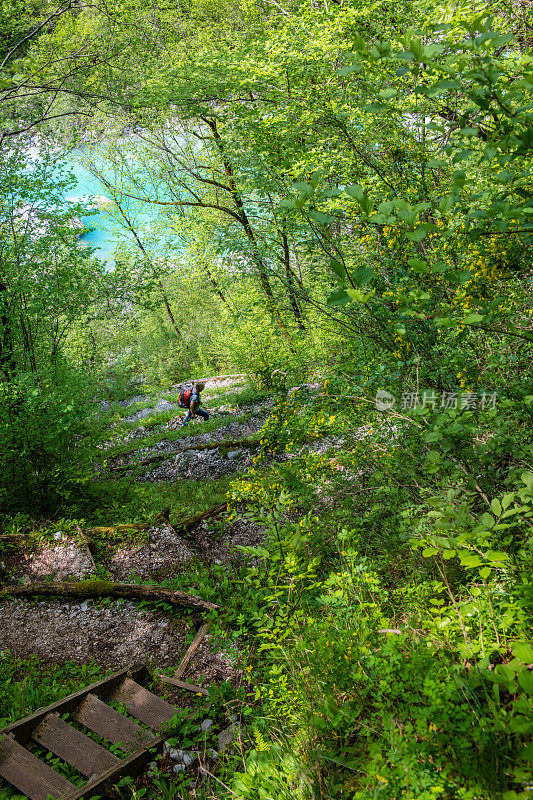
[
  {"x1": 110, "y1": 438, "x2": 260, "y2": 474},
  {"x1": 172, "y1": 503, "x2": 228, "y2": 534},
  {"x1": 0, "y1": 580, "x2": 220, "y2": 612},
  {"x1": 86, "y1": 524, "x2": 148, "y2": 534}
]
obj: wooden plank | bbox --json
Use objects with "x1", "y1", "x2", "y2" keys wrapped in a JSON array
[
  {"x1": 174, "y1": 622, "x2": 209, "y2": 680},
  {"x1": 31, "y1": 714, "x2": 120, "y2": 777},
  {"x1": 159, "y1": 675, "x2": 209, "y2": 696},
  {"x1": 64, "y1": 736, "x2": 165, "y2": 800},
  {"x1": 1, "y1": 666, "x2": 146, "y2": 745},
  {"x1": 110, "y1": 678, "x2": 177, "y2": 730},
  {"x1": 0, "y1": 734, "x2": 75, "y2": 800},
  {"x1": 73, "y1": 694, "x2": 155, "y2": 751}
]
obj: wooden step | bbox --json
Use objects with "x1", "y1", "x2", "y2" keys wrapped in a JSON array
[
  {"x1": 72, "y1": 693, "x2": 155, "y2": 752},
  {"x1": 0, "y1": 734, "x2": 75, "y2": 800},
  {"x1": 65, "y1": 736, "x2": 165, "y2": 800},
  {"x1": 31, "y1": 713, "x2": 120, "y2": 777},
  {"x1": 1, "y1": 666, "x2": 145, "y2": 745},
  {"x1": 110, "y1": 677, "x2": 177, "y2": 729}
]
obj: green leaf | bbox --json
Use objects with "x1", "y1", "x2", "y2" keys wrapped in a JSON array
[
  {"x1": 490, "y1": 498, "x2": 502, "y2": 516},
  {"x1": 345, "y1": 184, "x2": 364, "y2": 201},
  {"x1": 352, "y1": 266, "x2": 374, "y2": 286},
  {"x1": 330, "y1": 259, "x2": 346, "y2": 282},
  {"x1": 517, "y1": 669, "x2": 533, "y2": 695},
  {"x1": 512, "y1": 642, "x2": 533, "y2": 663},
  {"x1": 486, "y1": 551, "x2": 508, "y2": 562},
  {"x1": 464, "y1": 313, "x2": 483, "y2": 323},
  {"x1": 460, "y1": 554, "x2": 483, "y2": 568},
  {"x1": 422, "y1": 547, "x2": 438, "y2": 557},
  {"x1": 502, "y1": 492, "x2": 515, "y2": 510},
  {"x1": 337, "y1": 63, "x2": 362, "y2": 76},
  {"x1": 406, "y1": 228, "x2": 427, "y2": 242},
  {"x1": 326, "y1": 288, "x2": 351, "y2": 308},
  {"x1": 453, "y1": 170, "x2": 467, "y2": 188},
  {"x1": 308, "y1": 210, "x2": 335, "y2": 224},
  {"x1": 479, "y1": 567, "x2": 491, "y2": 579},
  {"x1": 408, "y1": 258, "x2": 429, "y2": 274}
]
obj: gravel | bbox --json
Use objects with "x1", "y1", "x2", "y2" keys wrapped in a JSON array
[
  {"x1": 124, "y1": 399, "x2": 178, "y2": 423},
  {"x1": 142, "y1": 446, "x2": 252, "y2": 482},
  {"x1": 0, "y1": 598, "x2": 190, "y2": 670},
  {"x1": 107, "y1": 525, "x2": 193, "y2": 580},
  {"x1": 4, "y1": 539, "x2": 94, "y2": 585}
]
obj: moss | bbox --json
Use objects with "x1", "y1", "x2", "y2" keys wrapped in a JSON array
[{"x1": 67, "y1": 579, "x2": 115, "y2": 595}]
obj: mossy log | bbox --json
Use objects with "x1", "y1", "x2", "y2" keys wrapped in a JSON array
[
  {"x1": 86, "y1": 524, "x2": 148, "y2": 534},
  {"x1": 110, "y1": 438, "x2": 260, "y2": 474},
  {"x1": 0, "y1": 580, "x2": 220, "y2": 612},
  {"x1": 172, "y1": 502, "x2": 228, "y2": 534}
]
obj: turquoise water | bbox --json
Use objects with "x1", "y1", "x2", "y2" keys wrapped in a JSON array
[{"x1": 62, "y1": 148, "x2": 174, "y2": 267}]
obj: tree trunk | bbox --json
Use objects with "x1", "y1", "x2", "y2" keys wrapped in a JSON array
[
  {"x1": 0, "y1": 580, "x2": 220, "y2": 612},
  {"x1": 203, "y1": 117, "x2": 295, "y2": 346},
  {"x1": 281, "y1": 218, "x2": 305, "y2": 330},
  {"x1": 0, "y1": 279, "x2": 16, "y2": 381}
]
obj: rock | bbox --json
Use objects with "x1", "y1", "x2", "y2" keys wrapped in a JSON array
[
  {"x1": 217, "y1": 723, "x2": 239, "y2": 753},
  {"x1": 208, "y1": 748, "x2": 218, "y2": 759},
  {"x1": 181, "y1": 752, "x2": 194, "y2": 766},
  {"x1": 173, "y1": 764, "x2": 186, "y2": 773},
  {"x1": 200, "y1": 718, "x2": 213, "y2": 733},
  {"x1": 163, "y1": 741, "x2": 171, "y2": 753},
  {"x1": 53, "y1": 532, "x2": 62, "y2": 540},
  {"x1": 169, "y1": 748, "x2": 180, "y2": 760}
]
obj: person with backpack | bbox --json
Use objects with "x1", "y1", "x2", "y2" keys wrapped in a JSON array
[{"x1": 179, "y1": 380, "x2": 210, "y2": 426}]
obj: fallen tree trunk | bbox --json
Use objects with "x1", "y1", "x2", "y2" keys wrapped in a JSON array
[
  {"x1": 172, "y1": 503, "x2": 228, "y2": 534},
  {"x1": 110, "y1": 438, "x2": 260, "y2": 474},
  {"x1": 86, "y1": 524, "x2": 148, "y2": 534},
  {"x1": 0, "y1": 580, "x2": 220, "y2": 612}
]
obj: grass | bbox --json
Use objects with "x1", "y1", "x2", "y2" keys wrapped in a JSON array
[
  {"x1": 60, "y1": 472, "x2": 239, "y2": 526},
  {"x1": 0, "y1": 653, "x2": 106, "y2": 728}
]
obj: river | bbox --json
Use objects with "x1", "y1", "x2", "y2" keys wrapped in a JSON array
[{"x1": 62, "y1": 145, "x2": 177, "y2": 268}]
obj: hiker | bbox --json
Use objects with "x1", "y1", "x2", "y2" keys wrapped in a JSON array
[{"x1": 179, "y1": 380, "x2": 210, "y2": 426}]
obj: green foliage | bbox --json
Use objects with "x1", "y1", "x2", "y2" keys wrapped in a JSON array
[
  {"x1": 1, "y1": 1, "x2": 532, "y2": 799},
  {"x1": 0, "y1": 653, "x2": 104, "y2": 728}
]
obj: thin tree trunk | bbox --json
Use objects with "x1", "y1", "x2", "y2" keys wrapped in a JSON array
[
  {"x1": 0, "y1": 279, "x2": 16, "y2": 381},
  {"x1": 203, "y1": 117, "x2": 294, "y2": 346},
  {"x1": 281, "y1": 218, "x2": 305, "y2": 331}
]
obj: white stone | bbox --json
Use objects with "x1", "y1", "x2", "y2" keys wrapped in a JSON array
[
  {"x1": 200, "y1": 718, "x2": 213, "y2": 732},
  {"x1": 173, "y1": 764, "x2": 186, "y2": 773}
]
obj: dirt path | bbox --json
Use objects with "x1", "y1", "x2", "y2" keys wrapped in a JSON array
[{"x1": 0, "y1": 374, "x2": 264, "y2": 686}]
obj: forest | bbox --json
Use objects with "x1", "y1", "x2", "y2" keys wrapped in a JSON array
[{"x1": 0, "y1": 0, "x2": 532, "y2": 797}]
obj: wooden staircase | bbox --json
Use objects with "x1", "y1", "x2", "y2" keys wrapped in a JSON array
[{"x1": 0, "y1": 666, "x2": 181, "y2": 800}]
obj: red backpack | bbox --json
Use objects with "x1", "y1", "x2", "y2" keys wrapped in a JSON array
[{"x1": 178, "y1": 385, "x2": 194, "y2": 408}]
